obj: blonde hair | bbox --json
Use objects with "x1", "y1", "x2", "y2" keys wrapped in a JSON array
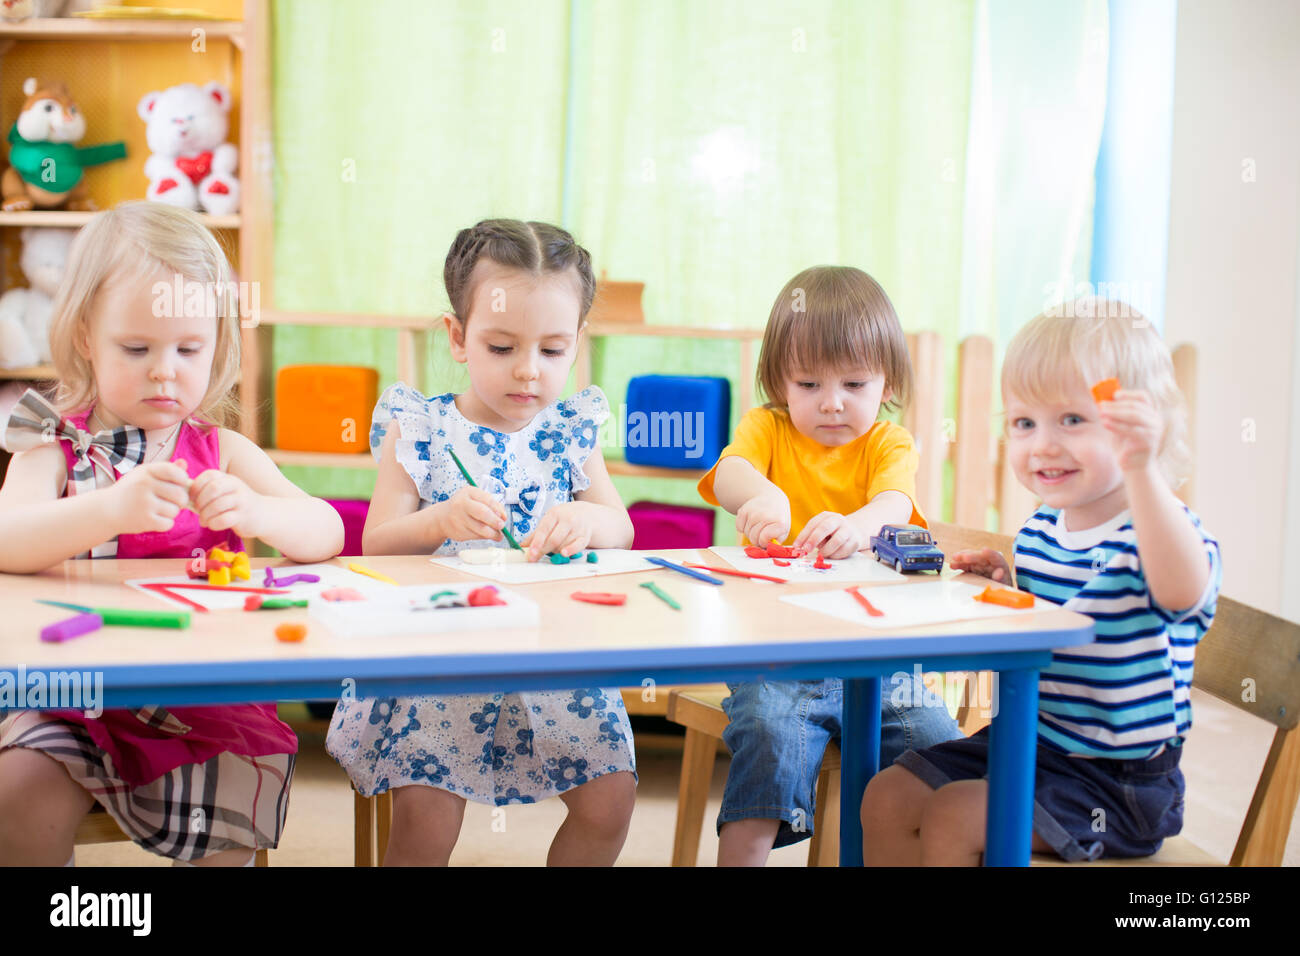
[
  {"x1": 756, "y1": 266, "x2": 912, "y2": 413},
  {"x1": 48, "y1": 201, "x2": 242, "y2": 429},
  {"x1": 1002, "y1": 300, "x2": 1191, "y2": 487}
]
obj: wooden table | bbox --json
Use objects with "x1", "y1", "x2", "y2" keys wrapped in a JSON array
[{"x1": 0, "y1": 551, "x2": 1094, "y2": 866}]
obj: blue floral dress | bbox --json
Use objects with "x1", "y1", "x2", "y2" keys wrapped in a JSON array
[{"x1": 325, "y1": 383, "x2": 636, "y2": 804}]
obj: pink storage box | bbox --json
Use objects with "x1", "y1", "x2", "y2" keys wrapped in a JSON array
[
  {"x1": 628, "y1": 500, "x2": 715, "y2": 550},
  {"x1": 327, "y1": 498, "x2": 369, "y2": 557}
]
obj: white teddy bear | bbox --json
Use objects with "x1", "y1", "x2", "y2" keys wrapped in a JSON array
[
  {"x1": 0, "y1": 227, "x2": 73, "y2": 369},
  {"x1": 137, "y1": 82, "x2": 240, "y2": 216}
]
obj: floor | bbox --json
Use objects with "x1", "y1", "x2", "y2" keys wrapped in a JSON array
[{"x1": 73, "y1": 688, "x2": 1298, "y2": 867}]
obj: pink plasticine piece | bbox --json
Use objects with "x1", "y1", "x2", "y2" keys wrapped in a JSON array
[
  {"x1": 320, "y1": 587, "x2": 365, "y2": 602},
  {"x1": 41, "y1": 612, "x2": 103, "y2": 643},
  {"x1": 467, "y1": 585, "x2": 507, "y2": 607},
  {"x1": 244, "y1": 595, "x2": 264, "y2": 610}
]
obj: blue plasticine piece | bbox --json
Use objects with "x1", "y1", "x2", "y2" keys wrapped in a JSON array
[
  {"x1": 587, "y1": 552, "x2": 598, "y2": 563},
  {"x1": 548, "y1": 553, "x2": 570, "y2": 565}
]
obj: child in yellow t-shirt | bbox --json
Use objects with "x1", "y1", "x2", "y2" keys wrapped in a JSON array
[{"x1": 698, "y1": 265, "x2": 960, "y2": 866}]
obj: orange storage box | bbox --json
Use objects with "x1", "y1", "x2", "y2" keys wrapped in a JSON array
[{"x1": 275, "y1": 365, "x2": 379, "y2": 454}]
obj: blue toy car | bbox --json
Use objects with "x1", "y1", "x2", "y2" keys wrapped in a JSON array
[{"x1": 870, "y1": 524, "x2": 945, "y2": 573}]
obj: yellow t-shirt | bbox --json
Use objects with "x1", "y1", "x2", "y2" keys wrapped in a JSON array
[{"x1": 698, "y1": 407, "x2": 925, "y2": 544}]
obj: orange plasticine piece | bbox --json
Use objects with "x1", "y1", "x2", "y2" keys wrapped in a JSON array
[
  {"x1": 1091, "y1": 377, "x2": 1119, "y2": 403},
  {"x1": 275, "y1": 622, "x2": 307, "y2": 642},
  {"x1": 974, "y1": 585, "x2": 1034, "y2": 609}
]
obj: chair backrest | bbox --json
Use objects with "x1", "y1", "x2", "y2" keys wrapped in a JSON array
[
  {"x1": 1192, "y1": 597, "x2": 1300, "y2": 866},
  {"x1": 905, "y1": 332, "x2": 1199, "y2": 535}
]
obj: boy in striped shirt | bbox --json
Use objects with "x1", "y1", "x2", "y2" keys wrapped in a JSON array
[{"x1": 862, "y1": 302, "x2": 1221, "y2": 864}]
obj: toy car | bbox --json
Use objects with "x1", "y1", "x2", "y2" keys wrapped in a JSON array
[{"x1": 870, "y1": 524, "x2": 944, "y2": 573}]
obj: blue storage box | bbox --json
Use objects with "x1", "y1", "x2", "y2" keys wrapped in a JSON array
[{"x1": 624, "y1": 375, "x2": 730, "y2": 469}]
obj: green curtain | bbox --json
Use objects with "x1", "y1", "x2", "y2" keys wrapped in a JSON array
[{"x1": 269, "y1": 0, "x2": 1107, "y2": 524}]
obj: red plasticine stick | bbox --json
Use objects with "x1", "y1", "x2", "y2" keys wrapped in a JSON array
[
  {"x1": 845, "y1": 586, "x2": 884, "y2": 617},
  {"x1": 570, "y1": 591, "x2": 628, "y2": 606},
  {"x1": 141, "y1": 583, "x2": 208, "y2": 612},
  {"x1": 683, "y1": 563, "x2": 787, "y2": 584}
]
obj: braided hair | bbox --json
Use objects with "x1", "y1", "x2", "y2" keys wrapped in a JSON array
[{"x1": 443, "y1": 219, "x2": 596, "y2": 326}]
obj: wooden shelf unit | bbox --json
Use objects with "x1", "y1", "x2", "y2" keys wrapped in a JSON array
[
  {"x1": 0, "y1": 211, "x2": 239, "y2": 229},
  {"x1": 0, "y1": 19, "x2": 243, "y2": 44},
  {"x1": 0, "y1": 0, "x2": 263, "y2": 423},
  {"x1": 0, "y1": 364, "x2": 55, "y2": 380}
]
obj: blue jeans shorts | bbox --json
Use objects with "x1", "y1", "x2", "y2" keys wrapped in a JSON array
[
  {"x1": 719, "y1": 673, "x2": 962, "y2": 849},
  {"x1": 894, "y1": 727, "x2": 1186, "y2": 861}
]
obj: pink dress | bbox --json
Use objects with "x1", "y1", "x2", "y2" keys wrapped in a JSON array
[{"x1": 49, "y1": 410, "x2": 297, "y2": 787}]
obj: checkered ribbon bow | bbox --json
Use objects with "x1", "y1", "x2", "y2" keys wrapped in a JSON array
[{"x1": 4, "y1": 388, "x2": 148, "y2": 557}]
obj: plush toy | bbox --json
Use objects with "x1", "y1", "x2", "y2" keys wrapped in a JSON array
[
  {"x1": 2, "y1": 77, "x2": 127, "y2": 212},
  {"x1": 0, "y1": 1, "x2": 98, "y2": 19},
  {"x1": 137, "y1": 82, "x2": 240, "y2": 216},
  {"x1": 0, "y1": 227, "x2": 73, "y2": 368}
]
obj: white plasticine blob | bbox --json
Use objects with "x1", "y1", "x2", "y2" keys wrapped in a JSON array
[{"x1": 458, "y1": 548, "x2": 528, "y2": 565}]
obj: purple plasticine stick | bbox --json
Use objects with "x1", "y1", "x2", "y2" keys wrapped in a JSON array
[
  {"x1": 41, "y1": 612, "x2": 104, "y2": 643},
  {"x1": 263, "y1": 568, "x2": 323, "y2": 587}
]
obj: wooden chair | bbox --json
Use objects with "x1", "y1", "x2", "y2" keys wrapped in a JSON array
[
  {"x1": 74, "y1": 805, "x2": 270, "y2": 866},
  {"x1": 355, "y1": 789, "x2": 393, "y2": 867},
  {"x1": 1033, "y1": 595, "x2": 1300, "y2": 866}
]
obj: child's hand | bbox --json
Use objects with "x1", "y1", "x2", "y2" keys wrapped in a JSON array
[
  {"x1": 736, "y1": 490, "x2": 791, "y2": 550},
  {"x1": 1097, "y1": 388, "x2": 1163, "y2": 473},
  {"x1": 190, "y1": 469, "x2": 268, "y2": 537},
  {"x1": 108, "y1": 459, "x2": 192, "y2": 535},
  {"x1": 949, "y1": 548, "x2": 1011, "y2": 583},
  {"x1": 794, "y1": 511, "x2": 867, "y2": 560},
  {"x1": 433, "y1": 485, "x2": 508, "y2": 543},
  {"x1": 521, "y1": 503, "x2": 592, "y2": 561}
]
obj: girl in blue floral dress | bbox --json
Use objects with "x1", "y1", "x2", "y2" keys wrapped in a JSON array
[{"x1": 326, "y1": 220, "x2": 637, "y2": 865}]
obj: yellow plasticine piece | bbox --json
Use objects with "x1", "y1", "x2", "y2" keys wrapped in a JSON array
[
  {"x1": 208, "y1": 566, "x2": 231, "y2": 586},
  {"x1": 231, "y1": 552, "x2": 251, "y2": 580},
  {"x1": 208, "y1": 546, "x2": 234, "y2": 564}
]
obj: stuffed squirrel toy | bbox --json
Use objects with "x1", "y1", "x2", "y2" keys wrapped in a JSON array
[
  {"x1": 138, "y1": 82, "x2": 240, "y2": 216},
  {"x1": 2, "y1": 77, "x2": 127, "y2": 211}
]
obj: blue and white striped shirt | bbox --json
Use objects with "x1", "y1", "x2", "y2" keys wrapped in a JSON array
[{"x1": 1014, "y1": 506, "x2": 1221, "y2": 759}]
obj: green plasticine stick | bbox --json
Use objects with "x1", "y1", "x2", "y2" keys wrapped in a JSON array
[
  {"x1": 639, "y1": 581, "x2": 681, "y2": 611},
  {"x1": 257, "y1": 598, "x2": 309, "y2": 610},
  {"x1": 36, "y1": 599, "x2": 190, "y2": 629},
  {"x1": 447, "y1": 447, "x2": 523, "y2": 551}
]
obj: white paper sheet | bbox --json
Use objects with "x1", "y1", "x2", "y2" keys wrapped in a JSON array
[
  {"x1": 126, "y1": 563, "x2": 367, "y2": 612},
  {"x1": 779, "y1": 579, "x2": 1039, "y2": 629},
  {"x1": 708, "y1": 546, "x2": 908, "y2": 583},
  {"x1": 310, "y1": 583, "x2": 538, "y2": 637},
  {"x1": 430, "y1": 548, "x2": 676, "y2": 584}
]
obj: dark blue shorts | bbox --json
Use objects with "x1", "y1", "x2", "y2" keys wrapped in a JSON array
[{"x1": 894, "y1": 727, "x2": 1185, "y2": 861}]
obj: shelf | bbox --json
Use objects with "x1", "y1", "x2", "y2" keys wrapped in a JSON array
[
  {"x1": 259, "y1": 310, "x2": 440, "y2": 331},
  {"x1": 0, "y1": 364, "x2": 56, "y2": 380},
  {"x1": 0, "y1": 211, "x2": 239, "y2": 229},
  {"x1": 586, "y1": 322, "x2": 762, "y2": 341},
  {"x1": 606, "y1": 460, "x2": 706, "y2": 481},
  {"x1": 0, "y1": 18, "x2": 242, "y2": 42},
  {"x1": 267, "y1": 449, "x2": 377, "y2": 470}
]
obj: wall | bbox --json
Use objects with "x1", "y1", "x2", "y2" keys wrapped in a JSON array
[{"x1": 1164, "y1": 0, "x2": 1300, "y2": 615}]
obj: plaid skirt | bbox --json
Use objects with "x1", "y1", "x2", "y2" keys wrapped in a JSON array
[{"x1": 0, "y1": 711, "x2": 294, "y2": 862}]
